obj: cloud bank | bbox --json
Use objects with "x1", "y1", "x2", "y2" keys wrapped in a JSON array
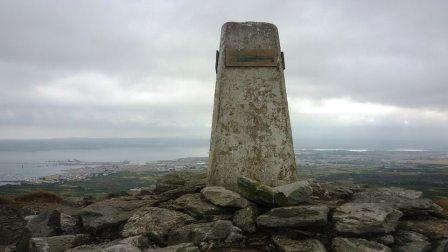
[{"x1": 0, "y1": 0, "x2": 447, "y2": 149}]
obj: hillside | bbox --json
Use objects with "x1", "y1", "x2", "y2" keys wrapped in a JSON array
[{"x1": 1, "y1": 171, "x2": 448, "y2": 251}]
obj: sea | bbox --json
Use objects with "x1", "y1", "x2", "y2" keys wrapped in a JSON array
[
  {"x1": 0, "y1": 137, "x2": 445, "y2": 185},
  {"x1": 0, "y1": 138, "x2": 209, "y2": 184}
]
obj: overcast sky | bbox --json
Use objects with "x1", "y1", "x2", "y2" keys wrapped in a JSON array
[{"x1": 0, "y1": 1, "x2": 447, "y2": 148}]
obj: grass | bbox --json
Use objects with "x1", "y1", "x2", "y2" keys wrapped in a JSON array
[
  {"x1": 15, "y1": 190, "x2": 63, "y2": 203},
  {"x1": 0, "y1": 190, "x2": 63, "y2": 211},
  {"x1": 0, "y1": 195, "x2": 15, "y2": 205},
  {"x1": 434, "y1": 199, "x2": 448, "y2": 212}
]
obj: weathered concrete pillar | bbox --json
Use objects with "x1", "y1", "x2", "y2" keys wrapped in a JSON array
[{"x1": 208, "y1": 22, "x2": 297, "y2": 191}]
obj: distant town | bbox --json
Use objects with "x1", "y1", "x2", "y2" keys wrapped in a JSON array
[
  {"x1": 3, "y1": 149, "x2": 448, "y2": 199},
  {"x1": 22, "y1": 157, "x2": 208, "y2": 184}
]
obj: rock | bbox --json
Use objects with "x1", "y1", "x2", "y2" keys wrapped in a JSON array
[
  {"x1": 61, "y1": 213, "x2": 80, "y2": 234},
  {"x1": 233, "y1": 206, "x2": 257, "y2": 233},
  {"x1": 394, "y1": 230, "x2": 428, "y2": 243},
  {"x1": 17, "y1": 209, "x2": 62, "y2": 251},
  {"x1": 432, "y1": 239, "x2": 448, "y2": 252},
  {"x1": 55, "y1": 205, "x2": 83, "y2": 218},
  {"x1": 155, "y1": 172, "x2": 206, "y2": 194},
  {"x1": 103, "y1": 244, "x2": 141, "y2": 252},
  {"x1": 333, "y1": 203, "x2": 402, "y2": 235},
  {"x1": 67, "y1": 244, "x2": 110, "y2": 251},
  {"x1": 29, "y1": 234, "x2": 89, "y2": 252},
  {"x1": 131, "y1": 186, "x2": 156, "y2": 197},
  {"x1": 120, "y1": 235, "x2": 152, "y2": 250},
  {"x1": 372, "y1": 235, "x2": 394, "y2": 246},
  {"x1": 271, "y1": 236, "x2": 326, "y2": 252},
  {"x1": 257, "y1": 205, "x2": 328, "y2": 228},
  {"x1": 352, "y1": 187, "x2": 442, "y2": 215},
  {"x1": 398, "y1": 219, "x2": 448, "y2": 239},
  {"x1": 274, "y1": 180, "x2": 313, "y2": 205},
  {"x1": 237, "y1": 177, "x2": 286, "y2": 206},
  {"x1": 393, "y1": 230, "x2": 431, "y2": 252},
  {"x1": 201, "y1": 186, "x2": 249, "y2": 208},
  {"x1": 68, "y1": 235, "x2": 150, "y2": 251},
  {"x1": 207, "y1": 214, "x2": 234, "y2": 221},
  {"x1": 156, "y1": 173, "x2": 189, "y2": 193},
  {"x1": 80, "y1": 197, "x2": 152, "y2": 238},
  {"x1": 317, "y1": 182, "x2": 365, "y2": 200},
  {"x1": 24, "y1": 215, "x2": 38, "y2": 222},
  {"x1": 0, "y1": 204, "x2": 26, "y2": 245},
  {"x1": 145, "y1": 243, "x2": 199, "y2": 252},
  {"x1": 155, "y1": 181, "x2": 206, "y2": 204},
  {"x1": 63, "y1": 196, "x2": 94, "y2": 208},
  {"x1": 1, "y1": 245, "x2": 15, "y2": 252},
  {"x1": 24, "y1": 209, "x2": 61, "y2": 237},
  {"x1": 159, "y1": 193, "x2": 225, "y2": 219},
  {"x1": 67, "y1": 244, "x2": 103, "y2": 251},
  {"x1": 166, "y1": 220, "x2": 244, "y2": 248},
  {"x1": 122, "y1": 207, "x2": 195, "y2": 241},
  {"x1": 332, "y1": 238, "x2": 392, "y2": 252}
]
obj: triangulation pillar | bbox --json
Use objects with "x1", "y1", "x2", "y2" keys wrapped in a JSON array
[{"x1": 207, "y1": 22, "x2": 298, "y2": 191}]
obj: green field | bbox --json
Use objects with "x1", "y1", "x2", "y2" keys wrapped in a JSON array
[
  {"x1": 0, "y1": 170, "x2": 162, "y2": 198},
  {"x1": 298, "y1": 164, "x2": 448, "y2": 199}
]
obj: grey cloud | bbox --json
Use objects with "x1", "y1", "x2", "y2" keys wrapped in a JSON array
[{"x1": 0, "y1": 0, "x2": 447, "y2": 145}]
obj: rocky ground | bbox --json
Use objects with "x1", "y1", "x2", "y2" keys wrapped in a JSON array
[{"x1": 1, "y1": 171, "x2": 448, "y2": 252}]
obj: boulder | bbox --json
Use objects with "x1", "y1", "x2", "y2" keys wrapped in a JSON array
[
  {"x1": 155, "y1": 172, "x2": 206, "y2": 194},
  {"x1": 119, "y1": 235, "x2": 152, "y2": 250},
  {"x1": 67, "y1": 244, "x2": 105, "y2": 251},
  {"x1": 372, "y1": 235, "x2": 394, "y2": 246},
  {"x1": 23, "y1": 209, "x2": 61, "y2": 237},
  {"x1": 121, "y1": 207, "x2": 195, "y2": 241},
  {"x1": 237, "y1": 177, "x2": 286, "y2": 206},
  {"x1": 271, "y1": 236, "x2": 326, "y2": 252},
  {"x1": 17, "y1": 209, "x2": 62, "y2": 251},
  {"x1": 24, "y1": 215, "x2": 38, "y2": 222},
  {"x1": 68, "y1": 235, "x2": 150, "y2": 251},
  {"x1": 352, "y1": 187, "x2": 442, "y2": 216},
  {"x1": 0, "y1": 204, "x2": 26, "y2": 245},
  {"x1": 333, "y1": 203, "x2": 402, "y2": 235},
  {"x1": 63, "y1": 196, "x2": 94, "y2": 208},
  {"x1": 257, "y1": 205, "x2": 328, "y2": 228},
  {"x1": 155, "y1": 181, "x2": 206, "y2": 204},
  {"x1": 156, "y1": 173, "x2": 189, "y2": 193},
  {"x1": 29, "y1": 234, "x2": 89, "y2": 252},
  {"x1": 201, "y1": 186, "x2": 249, "y2": 208},
  {"x1": 79, "y1": 197, "x2": 152, "y2": 238},
  {"x1": 55, "y1": 205, "x2": 83, "y2": 218},
  {"x1": 232, "y1": 206, "x2": 257, "y2": 233},
  {"x1": 61, "y1": 213, "x2": 80, "y2": 234},
  {"x1": 332, "y1": 238, "x2": 392, "y2": 252},
  {"x1": 118, "y1": 235, "x2": 151, "y2": 249},
  {"x1": 102, "y1": 244, "x2": 141, "y2": 252},
  {"x1": 274, "y1": 180, "x2": 313, "y2": 205},
  {"x1": 159, "y1": 193, "x2": 225, "y2": 219},
  {"x1": 145, "y1": 243, "x2": 199, "y2": 252},
  {"x1": 1, "y1": 245, "x2": 15, "y2": 252},
  {"x1": 433, "y1": 239, "x2": 448, "y2": 252},
  {"x1": 130, "y1": 186, "x2": 156, "y2": 197},
  {"x1": 393, "y1": 230, "x2": 431, "y2": 252},
  {"x1": 166, "y1": 220, "x2": 244, "y2": 248},
  {"x1": 398, "y1": 219, "x2": 448, "y2": 239},
  {"x1": 207, "y1": 214, "x2": 234, "y2": 221}
]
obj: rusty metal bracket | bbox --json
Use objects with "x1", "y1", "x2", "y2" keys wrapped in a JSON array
[
  {"x1": 215, "y1": 50, "x2": 219, "y2": 73},
  {"x1": 281, "y1": 52, "x2": 285, "y2": 70}
]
